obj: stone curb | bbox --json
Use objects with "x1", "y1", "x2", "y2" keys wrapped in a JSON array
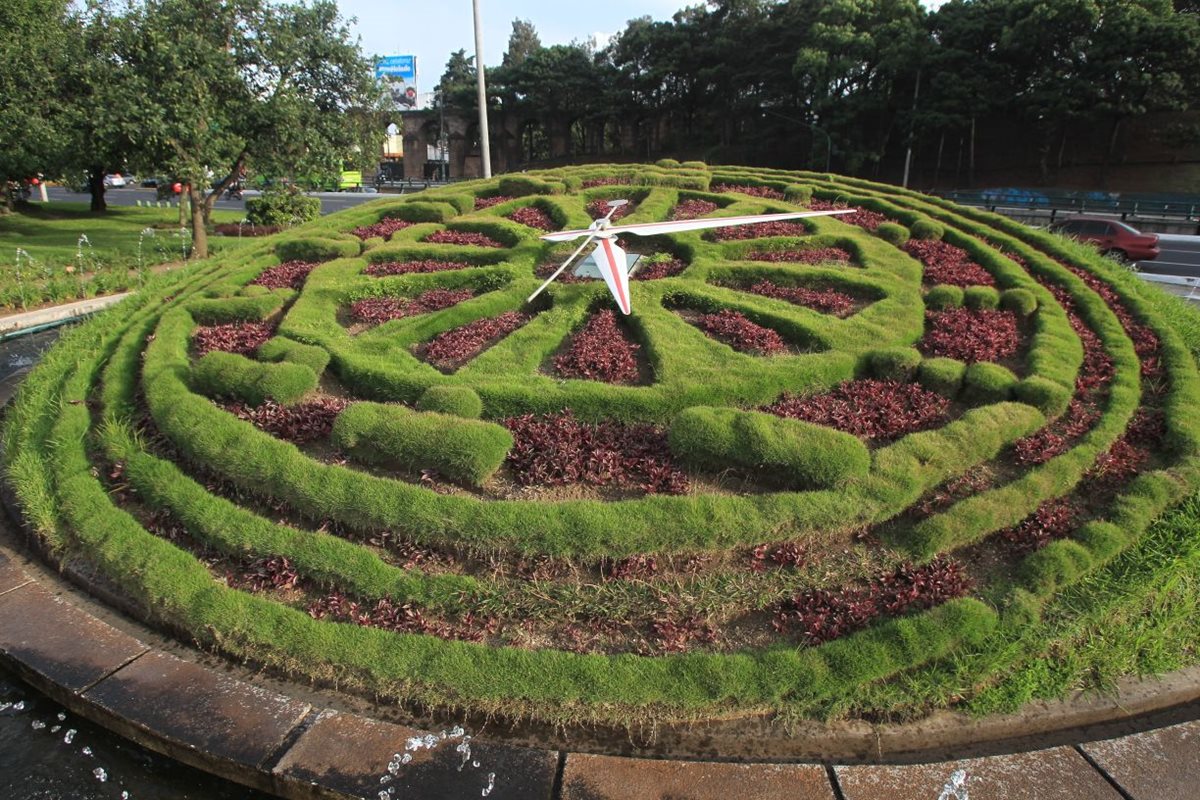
[
  {"x1": 2, "y1": 529, "x2": 1200, "y2": 800},
  {"x1": 0, "y1": 293, "x2": 131, "y2": 336}
]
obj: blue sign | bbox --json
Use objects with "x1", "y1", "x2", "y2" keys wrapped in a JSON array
[{"x1": 376, "y1": 55, "x2": 416, "y2": 82}]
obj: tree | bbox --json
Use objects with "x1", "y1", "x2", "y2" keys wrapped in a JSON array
[
  {"x1": 502, "y1": 19, "x2": 542, "y2": 68},
  {"x1": 117, "y1": 0, "x2": 377, "y2": 258},
  {"x1": 0, "y1": 0, "x2": 70, "y2": 212}
]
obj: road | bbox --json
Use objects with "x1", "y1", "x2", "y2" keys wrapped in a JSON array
[
  {"x1": 43, "y1": 186, "x2": 385, "y2": 216},
  {"x1": 1137, "y1": 233, "x2": 1200, "y2": 278}
]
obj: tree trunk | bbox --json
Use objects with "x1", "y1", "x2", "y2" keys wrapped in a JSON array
[
  {"x1": 88, "y1": 167, "x2": 107, "y2": 213},
  {"x1": 189, "y1": 185, "x2": 208, "y2": 259}
]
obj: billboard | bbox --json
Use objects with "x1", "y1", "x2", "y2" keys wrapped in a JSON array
[{"x1": 376, "y1": 55, "x2": 417, "y2": 109}]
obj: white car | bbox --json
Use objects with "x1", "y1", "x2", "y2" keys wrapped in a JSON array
[{"x1": 103, "y1": 173, "x2": 127, "y2": 188}]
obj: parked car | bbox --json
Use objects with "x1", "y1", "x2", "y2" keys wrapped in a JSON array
[
  {"x1": 103, "y1": 173, "x2": 127, "y2": 188},
  {"x1": 1049, "y1": 216, "x2": 1160, "y2": 263}
]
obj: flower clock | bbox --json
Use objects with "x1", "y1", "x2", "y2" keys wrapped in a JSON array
[{"x1": 6, "y1": 162, "x2": 1200, "y2": 735}]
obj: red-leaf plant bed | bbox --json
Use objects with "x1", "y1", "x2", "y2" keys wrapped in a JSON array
[
  {"x1": 424, "y1": 229, "x2": 505, "y2": 248},
  {"x1": 191, "y1": 321, "x2": 274, "y2": 357},
  {"x1": 669, "y1": 199, "x2": 719, "y2": 220},
  {"x1": 416, "y1": 311, "x2": 530, "y2": 372},
  {"x1": 364, "y1": 259, "x2": 472, "y2": 277},
  {"x1": 506, "y1": 205, "x2": 558, "y2": 231},
  {"x1": 308, "y1": 592, "x2": 493, "y2": 643},
  {"x1": 352, "y1": 217, "x2": 413, "y2": 241},
  {"x1": 741, "y1": 279, "x2": 858, "y2": 317},
  {"x1": 250, "y1": 260, "x2": 318, "y2": 290},
  {"x1": 634, "y1": 257, "x2": 687, "y2": 280},
  {"x1": 553, "y1": 309, "x2": 642, "y2": 384},
  {"x1": 998, "y1": 497, "x2": 1085, "y2": 555},
  {"x1": 1011, "y1": 399, "x2": 1102, "y2": 466},
  {"x1": 766, "y1": 379, "x2": 951, "y2": 441},
  {"x1": 808, "y1": 200, "x2": 890, "y2": 231},
  {"x1": 745, "y1": 247, "x2": 853, "y2": 265},
  {"x1": 694, "y1": 309, "x2": 788, "y2": 355},
  {"x1": 224, "y1": 397, "x2": 349, "y2": 444},
  {"x1": 587, "y1": 199, "x2": 634, "y2": 221},
  {"x1": 773, "y1": 557, "x2": 971, "y2": 645},
  {"x1": 709, "y1": 221, "x2": 811, "y2": 241},
  {"x1": 905, "y1": 240, "x2": 996, "y2": 286},
  {"x1": 711, "y1": 183, "x2": 784, "y2": 200},
  {"x1": 349, "y1": 288, "x2": 474, "y2": 326},
  {"x1": 921, "y1": 308, "x2": 1021, "y2": 363},
  {"x1": 503, "y1": 410, "x2": 689, "y2": 495},
  {"x1": 474, "y1": 195, "x2": 516, "y2": 210}
]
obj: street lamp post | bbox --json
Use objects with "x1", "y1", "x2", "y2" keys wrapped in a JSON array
[{"x1": 472, "y1": 0, "x2": 492, "y2": 178}]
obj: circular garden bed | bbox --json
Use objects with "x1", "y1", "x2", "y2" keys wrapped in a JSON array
[{"x1": 5, "y1": 163, "x2": 1200, "y2": 739}]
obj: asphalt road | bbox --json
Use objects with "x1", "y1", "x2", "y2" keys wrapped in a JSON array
[
  {"x1": 1137, "y1": 234, "x2": 1200, "y2": 278},
  {"x1": 42, "y1": 186, "x2": 383, "y2": 216}
]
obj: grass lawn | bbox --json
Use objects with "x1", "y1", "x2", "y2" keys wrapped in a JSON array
[{"x1": 0, "y1": 202, "x2": 253, "y2": 314}]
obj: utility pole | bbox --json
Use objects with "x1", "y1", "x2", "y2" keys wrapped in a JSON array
[
  {"x1": 902, "y1": 67, "x2": 921, "y2": 189},
  {"x1": 472, "y1": 0, "x2": 492, "y2": 178}
]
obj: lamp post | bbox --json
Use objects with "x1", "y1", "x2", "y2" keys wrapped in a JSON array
[{"x1": 472, "y1": 0, "x2": 492, "y2": 178}]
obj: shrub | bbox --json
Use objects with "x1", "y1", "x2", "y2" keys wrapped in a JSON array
[
  {"x1": 332, "y1": 401, "x2": 512, "y2": 486},
  {"x1": 867, "y1": 347, "x2": 923, "y2": 381},
  {"x1": 258, "y1": 337, "x2": 331, "y2": 377},
  {"x1": 655, "y1": 158, "x2": 681, "y2": 168},
  {"x1": 784, "y1": 184, "x2": 814, "y2": 204},
  {"x1": 245, "y1": 186, "x2": 321, "y2": 226},
  {"x1": 1013, "y1": 376, "x2": 1072, "y2": 418},
  {"x1": 875, "y1": 222, "x2": 910, "y2": 246},
  {"x1": 192, "y1": 351, "x2": 318, "y2": 406},
  {"x1": 963, "y1": 286, "x2": 1001, "y2": 310},
  {"x1": 186, "y1": 294, "x2": 282, "y2": 325},
  {"x1": 962, "y1": 362, "x2": 1018, "y2": 404},
  {"x1": 498, "y1": 175, "x2": 562, "y2": 196},
  {"x1": 669, "y1": 407, "x2": 869, "y2": 488},
  {"x1": 416, "y1": 386, "x2": 483, "y2": 419},
  {"x1": 274, "y1": 237, "x2": 359, "y2": 263},
  {"x1": 916, "y1": 358, "x2": 967, "y2": 398},
  {"x1": 1000, "y1": 288, "x2": 1039, "y2": 316},
  {"x1": 910, "y1": 219, "x2": 945, "y2": 241},
  {"x1": 924, "y1": 284, "x2": 964, "y2": 310}
]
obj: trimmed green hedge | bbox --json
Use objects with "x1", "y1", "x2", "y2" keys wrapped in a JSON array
[
  {"x1": 192, "y1": 351, "x2": 318, "y2": 406},
  {"x1": 669, "y1": 406, "x2": 870, "y2": 489},
  {"x1": 331, "y1": 401, "x2": 512, "y2": 486}
]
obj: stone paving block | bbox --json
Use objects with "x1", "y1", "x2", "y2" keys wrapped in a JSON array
[
  {"x1": 274, "y1": 710, "x2": 556, "y2": 800},
  {"x1": 0, "y1": 582, "x2": 147, "y2": 691},
  {"x1": 1081, "y1": 719, "x2": 1200, "y2": 800},
  {"x1": 0, "y1": 549, "x2": 31, "y2": 594},
  {"x1": 83, "y1": 650, "x2": 309, "y2": 770},
  {"x1": 561, "y1": 753, "x2": 835, "y2": 800},
  {"x1": 836, "y1": 746, "x2": 1121, "y2": 800}
]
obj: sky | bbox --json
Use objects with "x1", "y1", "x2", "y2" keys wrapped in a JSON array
[{"x1": 337, "y1": 0, "x2": 689, "y2": 97}]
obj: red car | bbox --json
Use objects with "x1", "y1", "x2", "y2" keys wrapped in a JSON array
[{"x1": 1049, "y1": 216, "x2": 1159, "y2": 263}]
